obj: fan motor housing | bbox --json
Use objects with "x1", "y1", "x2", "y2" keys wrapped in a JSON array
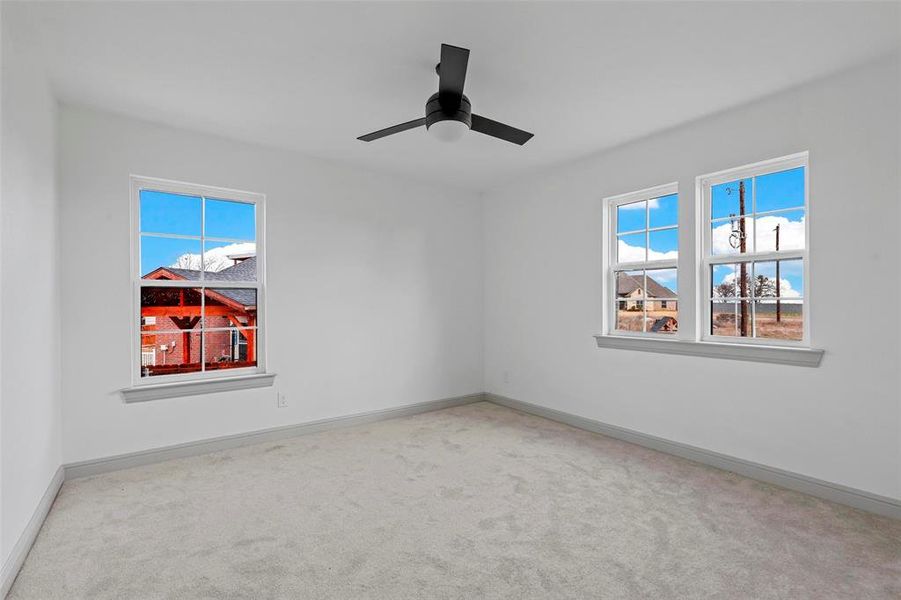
[{"x1": 425, "y1": 93, "x2": 472, "y2": 130}]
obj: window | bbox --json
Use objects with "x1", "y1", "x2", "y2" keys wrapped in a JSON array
[
  {"x1": 699, "y1": 153, "x2": 808, "y2": 345},
  {"x1": 597, "y1": 153, "x2": 819, "y2": 365},
  {"x1": 131, "y1": 176, "x2": 265, "y2": 383},
  {"x1": 605, "y1": 183, "x2": 679, "y2": 335}
]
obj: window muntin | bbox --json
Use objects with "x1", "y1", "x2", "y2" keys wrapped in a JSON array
[
  {"x1": 132, "y1": 177, "x2": 265, "y2": 383},
  {"x1": 607, "y1": 184, "x2": 679, "y2": 336},
  {"x1": 700, "y1": 155, "x2": 808, "y2": 345}
]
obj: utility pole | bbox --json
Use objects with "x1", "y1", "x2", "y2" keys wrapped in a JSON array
[
  {"x1": 739, "y1": 181, "x2": 749, "y2": 337},
  {"x1": 774, "y1": 224, "x2": 781, "y2": 322}
]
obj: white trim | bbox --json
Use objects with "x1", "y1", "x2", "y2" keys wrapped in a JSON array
[
  {"x1": 121, "y1": 372, "x2": 276, "y2": 403},
  {"x1": 0, "y1": 466, "x2": 64, "y2": 599},
  {"x1": 594, "y1": 334, "x2": 823, "y2": 366},
  {"x1": 486, "y1": 393, "x2": 898, "y2": 519},
  {"x1": 4, "y1": 392, "x2": 893, "y2": 598},
  {"x1": 69, "y1": 393, "x2": 485, "y2": 477},
  {"x1": 130, "y1": 175, "x2": 262, "y2": 205},
  {"x1": 3, "y1": 395, "x2": 483, "y2": 592},
  {"x1": 130, "y1": 175, "x2": 268, "y2": 388},
  {"x1": 613, "y1": 258, "x2": 678, "y2": 271},
  {"x1": 138, "y1": 279, "x2": 258, "y2": 288},
  {"x1": 696, "y1": 152, "x2": 810, "y2": 348},
  {"x1": 605, "y1": 181, "x2": 678, "y2": 206},
  {"x1": 706, "y1": 249, "x2": 804, "y2": 265}
]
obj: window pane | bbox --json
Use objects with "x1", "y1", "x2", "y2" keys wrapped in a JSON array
[
  {"x1": 711, "y1": 263, "x2": 752, "y2": 298},
  {"x1": 139, "y1": 190, "x2": 201, "y2": 236},
  {"x1": 645, "y1": 268, "x2": 677, "y2": 297},
  {"x1": 141, "y1": 236, "x2": 202, "y2": 278},
  {"x1": 204, "y1": 327, "x2": 257, "y2": 371},
  {"x1": 616, "y1": 299, "x2": 645, "y2": 332},
  {"x1": 204, "y1": 288, "x2": 257, "y2": 329},
  {"x1": 616, "y1": 270, "x2": 644, "y2": 298},
  {"x1": 647, "y1": 302, "x2": 678, "y2": 333},
  {"x1": 755, "y1": 167, "x2": 804, "y2": 213},
  {"x1": 202, "y1": 242, "x2": 257, "y2": 279},
  {"x1": 615, "y1": 270, "x2": 645, "y2": 331},
  {"x1": 616, "y1": 200, "x2": 646, "y2": 233},
  {"x1": 644, "y1": 268, "x2": 677, "y2": 334},
  {"x1": 754, "y1": 259, "x2": 803, "y2": 299},
  {"x1": 711, "y1": 216, "x2": 752, "y2": 255},
  {"x1": 648, "y1": 193, "x2": 678, "y2": 228},
  {"x1": 648, "y1": 228, "x2": 678, "y2": 260},
  {"x1": 140, "y1": 287, "x2": 204, "y2": 332},
  {"x1": 205, "y1": 198, "x2": 256, "y2": 241},
  {"x1": 754, "y1": 300, "x2": 803, "y2": 341},
  {"x1": 617, "y1": 232, "x2": 646, "y2": 262},
  {"x1": 754, "y1": 210, "x2": 805, "y2": 252},
  {"x1": 711, "y1": 300, "x2": 751, "y2": 338},
  {"x1": 779, "y1": 258, "x2": 804, "y2": 297},
  {"x1": 711, "y1": 178, "x2": 752, "y2": 220},
  {"x1": 140, "y1": 331, "x2": 202, "y2": 377}
]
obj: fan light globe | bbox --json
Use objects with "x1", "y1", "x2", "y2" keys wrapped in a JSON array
[{"x1": 428, "y1": 119, "x2": 468, "y2": 143}]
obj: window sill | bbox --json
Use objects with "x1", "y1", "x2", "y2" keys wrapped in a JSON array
[
  {"x1": 593, "y1": 335, "x2": 823, "y2": 367},
  {"x1": 121, "y1": 372, "x2": 277, "y2": 403}
]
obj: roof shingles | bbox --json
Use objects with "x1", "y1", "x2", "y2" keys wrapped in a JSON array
[
  {"x1": 616, "y1": 271, "x2": 676, "y2": 299},
  {"x1": 149, "y1": 257, "x2": 257, "y2": 307}
]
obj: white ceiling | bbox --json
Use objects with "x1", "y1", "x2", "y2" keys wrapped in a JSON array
[{"x1": 14, "y1": 1, "x2": 901, "y2": 191}]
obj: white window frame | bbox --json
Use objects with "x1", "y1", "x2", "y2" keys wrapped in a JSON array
[
  {"x1": 129, "y1": 175, "x2": 268, "y2": 387},
  {"x1": 602, "y1": 182, "x2": 679, "y2": 338},
  {"x1": 697, "y1": 152, "x2": 810, "y2": 348}
]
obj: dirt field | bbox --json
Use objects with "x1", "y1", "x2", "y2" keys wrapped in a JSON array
[
  {"x1": 711, "y1": 303, "x2": 802, "y2": 340},
  {"x1": 616, "y1": 308, "x2": 678, "y2": 333},
  {"x1": 754, "y1": 314, "x2": 803, "y2": 340},
  {"x1": 618, "y1": 304, "x2": 801, "y2": 340}
]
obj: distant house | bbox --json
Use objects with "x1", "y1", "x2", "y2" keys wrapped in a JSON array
[
  {"x1": 616, "y1": 272, "x2": 677, "y2": 311},
  {"x1": 140, "y1": 256, "x2": 257, "y2": 375}
]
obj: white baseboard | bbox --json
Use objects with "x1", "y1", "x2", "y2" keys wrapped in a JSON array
[
  {"x1": 64, "y1": 393, "x2": 485, "y2": 480},
  {"x1": 0, "y1": 465, "x2": 64, "y2": 599},
  {"x1": 5, "y1": 390, "x2": 898, "y2": 600},
  {"x1": 486, "y1": 393, "x2": 901, "y2": 520},
  {"x1": 3, "y1": 394, "x2": 484, "y2": 599}
]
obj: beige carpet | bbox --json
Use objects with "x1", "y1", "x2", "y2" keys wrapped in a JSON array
[{"x1": 9, "y1": 402, "x2": 901, "y2": 599}]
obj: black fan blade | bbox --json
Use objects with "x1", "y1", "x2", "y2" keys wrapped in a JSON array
[
  {"x1": 438, "y1": 44, "x2": 470, "y2": 98},
  {"x1": 357, "y1": 118, "x2": 426, "y2": 142},
  {"x1": 471, "y1": 114, "x2": 534, "y2": 145}
]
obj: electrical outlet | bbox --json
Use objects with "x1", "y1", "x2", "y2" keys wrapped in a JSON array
[{"x1": 277, "y1": 393, "x2": 288, "y2": 408}]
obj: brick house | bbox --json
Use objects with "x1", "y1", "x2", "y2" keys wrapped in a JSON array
[{"x1": 140, "y1": 256, "x2": 257, "y2": 376}]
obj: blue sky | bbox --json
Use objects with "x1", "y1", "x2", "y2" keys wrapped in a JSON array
[
  {"x1": 712, "y1": 167, "x2": 804, "y2": 219},
  {"x1": 140, "y1": 191, "x2": 255, "y2": 275},
  {"x1": 709, "y1": 166, "x2": 805, "y2": 296},
  {"x1": 617, "y1": 193, "x2": 678, "y2": 233},
  {"x1": 616, "y1": 168, "x2": 805, "y2": 296},
  {"x1": 617, "y1": 193, "x2": 679, "y2": 260}
]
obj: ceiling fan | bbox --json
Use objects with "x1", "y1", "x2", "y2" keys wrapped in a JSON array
[{"x1": 357, "y1": 43, "x2": 533, "y2": 146}]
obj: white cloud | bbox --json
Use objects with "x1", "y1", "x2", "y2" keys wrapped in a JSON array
[
  {"x1": 754, "y1": 214, "x2": 805, "y2": 251},
  {"x1": 711, "y1": 214, "x2": 804, "y2": 255},
  {"x1": 650, "y1": 269, "x2": 676, "y2": 285},
  {"x1": 171, "y1": 242, "x2": 256, "y2": 272},
  {"x1": 617, "y1": 239, "x2": 677, "y2": 263},
  {"x1": 773, "y1": 281, "x2": 801, "y2": 299},
  {"x1": 619, "y1": 197, "x2": 659, "y2": 210},
  {"x1": 716, "y1": 270, "x2": 801, "y2": 299}
]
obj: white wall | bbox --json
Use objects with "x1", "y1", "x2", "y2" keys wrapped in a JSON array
[
  {"x1": 0, "y1": 10, "x2": 63, "y2": 568},
  {"x1": 483, "y1": 55, "x2": 901, "y2": 500},
  {"x1": 58, "y1": 106, "x2": 483, "y2": 464}
]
